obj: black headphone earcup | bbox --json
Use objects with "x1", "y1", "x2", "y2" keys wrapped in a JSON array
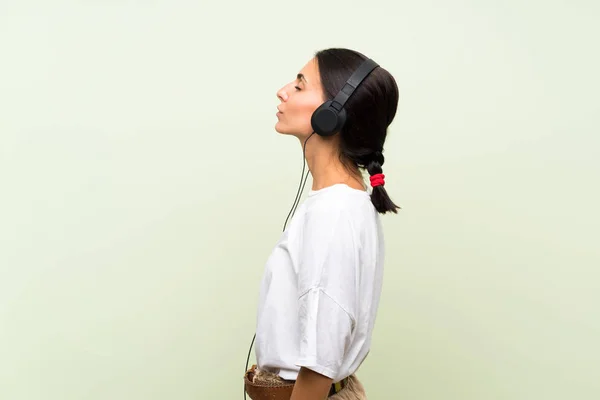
[
  {"x1": 335, "y1": 108, "x2": 347, "y2": 133},
  {"x1": 311, "y1": 101, "x2": 346, "y2": 137}
]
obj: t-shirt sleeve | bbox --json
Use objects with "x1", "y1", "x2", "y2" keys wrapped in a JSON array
[{"x1": 294, "y1": 206, "x2": 358, "y2": 379}]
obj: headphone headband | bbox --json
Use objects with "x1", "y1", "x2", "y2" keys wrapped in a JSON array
[{"x1": 329, "y1": 58, "x2": 379, "y2": 112}]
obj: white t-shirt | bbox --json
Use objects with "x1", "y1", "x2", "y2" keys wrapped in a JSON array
[{"x1": 255, "y1": 183, "x2": 385, "y2": 382}]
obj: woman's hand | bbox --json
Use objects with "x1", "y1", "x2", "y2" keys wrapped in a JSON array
[{"x1": 290, "y1": 367, "x2": 333, "y2": 400}]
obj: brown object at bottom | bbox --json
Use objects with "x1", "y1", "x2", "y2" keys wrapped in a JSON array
[
  {"x1": 244, "y1": 365, "x2": 368, "y2": 400},
  {"x1": 244, "y1": 365, "x2": 295, "y2": 400}
]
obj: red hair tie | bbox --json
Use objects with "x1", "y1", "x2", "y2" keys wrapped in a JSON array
[{"x1": 370, "y1": 173, "x2": 385, "y2": 188}]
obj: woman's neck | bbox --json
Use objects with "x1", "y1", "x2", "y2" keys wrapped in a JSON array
[{"x1": 301, "y1": 135, "x2": 365, "y2": 192}]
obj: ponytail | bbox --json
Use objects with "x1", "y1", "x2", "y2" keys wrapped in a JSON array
[{"x1": 366, "y1": 152, "x2": 400, "y2": 214}]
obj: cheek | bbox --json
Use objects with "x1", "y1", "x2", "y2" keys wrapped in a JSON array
[
  {"x1": 295, "y1": 97, "x2": 322, "y2": 120},
  {"x1": 281, "y1": 93, "x2": 324, "y2": 132}
]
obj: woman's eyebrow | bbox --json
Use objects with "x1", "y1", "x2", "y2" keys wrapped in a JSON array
[{"x1": 297, "y1": 73, "x2": 308, "y2": 84}]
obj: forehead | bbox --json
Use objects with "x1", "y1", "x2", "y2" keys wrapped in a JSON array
[{"x1": 298, "y1": 57, "x2": 321, "y2": 86}]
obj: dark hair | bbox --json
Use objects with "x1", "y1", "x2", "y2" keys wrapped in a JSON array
[{"x1": 314, "y1": 48, "x2": 400, "y2": 214}]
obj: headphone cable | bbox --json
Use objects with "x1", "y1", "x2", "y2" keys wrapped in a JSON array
[{"x1": 283, "y1": 133, "x2": 314, "y2": 231}]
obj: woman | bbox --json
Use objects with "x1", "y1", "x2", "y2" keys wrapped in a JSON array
[{"x1": 245, "y1": 48, "x2": 399, "y2": 400}]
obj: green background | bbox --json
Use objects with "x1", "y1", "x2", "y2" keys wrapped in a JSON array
[{"x1": 1, "y1": 0, "x2": 598, "y2": 399}]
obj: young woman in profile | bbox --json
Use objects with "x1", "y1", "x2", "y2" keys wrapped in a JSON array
[{"x1": 244, "y1": 48, "x2": 400, "y2": 400}]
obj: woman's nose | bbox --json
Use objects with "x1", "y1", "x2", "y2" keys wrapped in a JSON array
[{"x1": 277, "y1": 87, "x2": 288, "y2": 102}]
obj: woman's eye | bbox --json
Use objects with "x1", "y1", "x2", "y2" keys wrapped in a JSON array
[{"x1": 294, "y1": 86, "x2": 301, "y2": 91}]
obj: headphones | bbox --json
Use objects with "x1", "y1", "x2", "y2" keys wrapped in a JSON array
[
  {"x1": 243, "y1": 57, "x2": 380, "y2": 400},
  {"x1": 311, "y1": 58, "x2": 379, "y2": 136}
]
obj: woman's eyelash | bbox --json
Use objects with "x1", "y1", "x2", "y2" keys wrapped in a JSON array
[{"x1": 294, "y1": 86, "x2": 301, "y2": 91}]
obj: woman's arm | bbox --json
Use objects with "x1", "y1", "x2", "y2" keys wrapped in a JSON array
[{"x1": 290, "y1": 367, "x2": 333, "y2": 400}]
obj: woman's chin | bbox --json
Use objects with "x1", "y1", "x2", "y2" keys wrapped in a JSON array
[
  {"x1": 274, "y1": 122, "x2": 290, "y2": 135},
  {"x1": 274, "y1": 122, "x2": 308, "y2": 138}
]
